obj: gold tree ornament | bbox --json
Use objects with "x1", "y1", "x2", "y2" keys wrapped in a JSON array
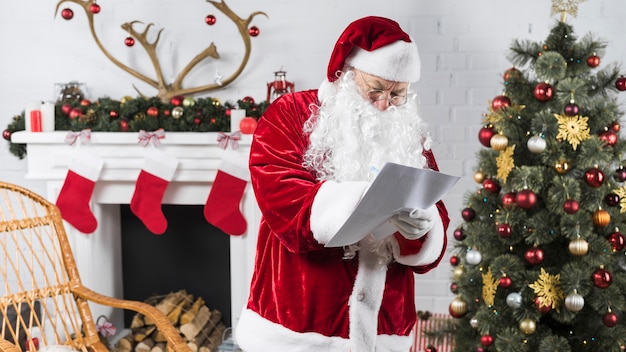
[
  {"x1": 496, "y1": 145, "x2": 516, "y2": 182},
  {"x1": 481, "y1": 267, "x2": 499, "y2": 306},
  {"x1": 551, "y1": 0, "x2": 587, "y2": 22},
  {"x1": 614, "y1": 186, "x2": 626, "y2": 213},
  {"x1": 554, "y1": 113, "x2": 591, "y2": 151},
  {"x1": 54, "y1": 0, "x2": 268, "y2": 102},
  {"x1": 529, "y1": 268, "x2": 564, "y2": 310}
]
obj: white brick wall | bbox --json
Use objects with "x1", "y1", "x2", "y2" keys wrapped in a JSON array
[{"x1": 1, "y1": 0, "x2": 624, "y2": 314}]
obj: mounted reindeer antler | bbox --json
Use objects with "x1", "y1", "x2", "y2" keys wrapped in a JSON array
[{"x1": 54, "y1": 0, "x2": 268, "y2": 102}]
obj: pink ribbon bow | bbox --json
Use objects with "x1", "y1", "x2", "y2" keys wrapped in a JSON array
[
  {"x1": 217, "y1": 131, "x2": 241, "y2": 150},
  {"x1": 64, "y1": 129, "x2": 92, "y2": 146},
  {"x1": 96, "y1": 320, "x2": 117, "y2": 337},
  {"x1": 138, "y1": 128, "x2": 165, "y2": 147}
]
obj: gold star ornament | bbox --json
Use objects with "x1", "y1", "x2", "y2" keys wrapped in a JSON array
[
  {"x1": 554, "y1": 113, "x2": 591, "y2": 151},
  {"x1": 551, "y1": 0, "x2": 587, "y2": 22}
]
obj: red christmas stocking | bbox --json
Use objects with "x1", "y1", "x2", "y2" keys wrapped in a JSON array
[
  {"x1": 55, "y1": 149, "x2": 104, "y2": 234},
  {"x1": 130, "y1": 148, "x2": 178, "y2": 235},
  {"x1": 204, "y1": 151, "x2": 249, "y2": 235}
]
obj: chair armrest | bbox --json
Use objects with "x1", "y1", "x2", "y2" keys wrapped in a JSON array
[
  {"x1": 71, "y1": 286, "x2": 192, "y2": 352},
  {"x1": 0, "y1": 337, "x2": 20, "y2": 352}
]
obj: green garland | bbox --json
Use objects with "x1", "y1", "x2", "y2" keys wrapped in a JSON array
[{"x1": 3, "y1": 95, "x2": 269, "y2": 159}]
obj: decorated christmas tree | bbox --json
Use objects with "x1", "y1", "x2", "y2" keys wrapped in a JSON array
[{"x1": 447, "y1": 1, "x2": 626, "y2": 351}]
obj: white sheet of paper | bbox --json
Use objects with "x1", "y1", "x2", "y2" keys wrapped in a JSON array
[{"x1": 325, "y1": 162, "x2": 460, "y2": 248}]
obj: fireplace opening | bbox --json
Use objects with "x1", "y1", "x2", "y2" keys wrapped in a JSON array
[{"x1": 120, "y1": 204, "x2": 232, "y2": 328}]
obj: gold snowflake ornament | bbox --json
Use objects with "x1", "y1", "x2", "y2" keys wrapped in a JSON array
[
  {"x1": 551, "y1": 0, "x2": 587, "y2": 22},
  {"x1": 614, "y1": 186, "x2": 626, "y2": 213},
  {"x1": 554, "y1": 113, "x2": 591, "y2": 151},
  {"x1": 496, "y1": 145, "x2": 516, "y2": 183},
  {"x1": 529, "y1": 268, "x2": 564, "y2": 310},
  {"x1": 482, "y1": 267, "x2": 499, "y2": 306}
]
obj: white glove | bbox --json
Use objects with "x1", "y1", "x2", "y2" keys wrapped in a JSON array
[{"x1": 390, "y1": 206, "x2": 437, "y2": 240}]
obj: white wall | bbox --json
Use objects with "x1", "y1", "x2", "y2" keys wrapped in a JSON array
[{"x1": 1, "y1": 0, "x2": 624, "y2": 314}]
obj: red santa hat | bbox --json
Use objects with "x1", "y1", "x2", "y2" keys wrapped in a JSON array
[{"x1": 326, "y1": 16, "x2": 421, "y2": 83}]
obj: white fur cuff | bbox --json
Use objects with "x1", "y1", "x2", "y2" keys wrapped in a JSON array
[{"x1": 391, "y1": 216, "x2": 445, "y2": 266}]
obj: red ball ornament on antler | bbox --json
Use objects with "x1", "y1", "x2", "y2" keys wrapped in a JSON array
[
  {"x1": 491, "y1": 95, "x2": 511, "y2": 111},
  {"x1": 89, "y1": 3, "x2": 101, "y2": 14},
  {"x1": 616, "y1": 76, "x2": 626, "y2": 91},
  {"x1": 205, "y1": 14, "x2": 217, "y2": 25},
  {"x1": 61, "y1": 8, "x2": 74, "y2": 20},
  {"x1": 124, "y1": 37, "x2": 135, "y2": 47},
  {"x1": 592, "y1": 268, "x2": 612, "y2": 288},
  {"x1": 534, "y1": 82, "x2": 554, "y2": 102},
  {"x1": 587, "y1": 54, "x2": 601, "y2": 68},
  {"x1": 516, "y1": 189, "x2": 537, "y2": 209},
  {"x1": 478, "y1": 126, "x2": 496, "y2": 147},
  {"x1": 248, "y1": 26, "x2": 260, "y2": 37}
]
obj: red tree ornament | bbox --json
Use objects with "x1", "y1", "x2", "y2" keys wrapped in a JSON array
[
  {"x1": 535, "y1": 296, "x2": 552, "y2": 314},
  {"x1": 147, "y1": 107, "x2": 159, "y2": 117},
  {"x1": 614, "y1": 167, "x2": 626, "y2": 182},
  {"x1": 248, "y1": 26, "x2": 260, "y2": 37},
  {"x1": 170, "y1": 95, "x2": 184, "y2": 106},
  {"x1": 2, "y1": 129, "x2": 11, "y2": 141},
  {"x1": 585, "y1": 167, "x2": 605, "y2": 187},
  {"x1": 611, "y1": 121, "x2": 621, "y2": 132},
  {"x1": 605, "y1": 193, "x2": 620, "y2": 207},
  {"x1": 69, "y1": 107, "x2": 83, "y2": 119},
  {"x1": 491, "y1": 95, "x2": 511, "y2": 111},
  {"x1": 534, "y1": 82, "x2": 554, "y2": 102},
  {"x1": 503, "y1": 67, "x2": 520, "y2": 81},
  {"x1": 120, "y1": 120, "x2": 129, "y2": 132},
  {"x1": 478, "y1": 126, "x2": 496, "y2": 147},
  {"x1": 425, "y1": 345, "x2": 438, "y2": 352},
  {"x1": 480, "y1": 335, "x2": 494, "y2": 347},
  {"x1": 61, "y1": 8, "x2": 74, "y2": 20},
  {"x1": 124, "y1": 37, "x2": 135, "y2": 47},
  {"x1": 89, "y1": 3, "x2": 101, "y2": 14},
  {"x1": 499, "y1": 276, "x2": 512, "y2": 288},
  {"x1": 450, "y1": 282, "x2": 458, "y2": 294},
  {"x1": 205, "y1": 14, "x2": 217, "y2": 25},
  {"x1": 483, "y1": 179, "x2": 500, "y2": 194},
  {"x1": 603, "y1": 312, "x2": 619, "y2": 327},
  {"x1": 616, "y1": 76, "x2": 626, "y2": 91},
  {"x1": 453, "y1": 228, "x2": 466, "y2": 241},
  {"x1": 242, "y1": 96, "x2": 255, "y2": 104},
  {"x1": 587, "y1": 54, "x2": 600, "y2": 68},
  {"x1": 563, "y1": 199, "x2": 579, "y2": 214},
  {"x1": 240, "y1": 117, "x2": 258, "y2": 134},
  {"x1": 61, "y1": 103, "x2": 72, "y2": 115},
  {"x1": 450, "y1": 255, "x2": 460, "y2": 266},
  {"x1": 497, "y1": 223, "x2": 512, "y2": 238},
  {"x1": 525, "y1": 247, "x2": 544, "y2": 265},
  {"x1": 502, "y1": 192, "x2": 516, "y2": 208},
  {"x1": 599, "y1": 130, "x2": 618, "y2": 146},
  {"x1": 564, "y1": 103, "x2": 579, "y2": 116},
  {"x1": 516, "y1": 189, "x2": 537, "y2": 209},
  {"x1": 608, "y1": 232, "x2": 625, "y2": 252},
  {"x1": 592, "y1": 268, "x2": 612, "y2": 288},
  {"x1": 109, "y1": 110, "x2": 119, "y2": 119},
  {"x1": 461, "y1": 207, "x2": 476, "y2": 221}
]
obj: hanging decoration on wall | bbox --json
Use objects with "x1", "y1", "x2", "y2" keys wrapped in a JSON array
[{"x1": 53, "y1": 0, "x2": 268, "y2": 102}]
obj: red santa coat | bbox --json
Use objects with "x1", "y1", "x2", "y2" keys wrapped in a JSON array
[{"x1": 235, "y1": 90, "x2": 450, "y2": 352}]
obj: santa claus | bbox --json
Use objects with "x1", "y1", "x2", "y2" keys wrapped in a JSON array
[{"x1": 235, "y1": 16, "x2": 450, "y2": 352}]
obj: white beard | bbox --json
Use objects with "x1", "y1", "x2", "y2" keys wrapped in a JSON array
[{"x1": 303, "y1": 71, "x2": 432, "y2": 182}]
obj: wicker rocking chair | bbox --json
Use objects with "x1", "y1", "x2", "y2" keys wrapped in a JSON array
[{"x1": 0, "y1": 182, "x2": 191, "y2": 352}]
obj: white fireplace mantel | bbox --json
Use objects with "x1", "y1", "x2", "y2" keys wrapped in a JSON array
[{"x1": 11, "y1": 131, "x2": 260, "y2": 331}]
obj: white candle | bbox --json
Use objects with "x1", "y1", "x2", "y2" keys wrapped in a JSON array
[
  {"x1": 25, "y1": 101, "x2": 41, "y2": 132},
  {"x1": 40, "y1": 101, "x2": 56, "y2": 132},
  {"x1": 230, "y1": 108, "x2": 246, "y2": 132}
]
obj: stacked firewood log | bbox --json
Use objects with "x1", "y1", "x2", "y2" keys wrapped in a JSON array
[{"x1": 115, "y1": 290, "x2": 226, "y2": 352}]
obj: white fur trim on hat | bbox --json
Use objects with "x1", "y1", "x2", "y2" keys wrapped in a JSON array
[{"x1": 345, "y1": 38, "x2": 421, "y2": 82}]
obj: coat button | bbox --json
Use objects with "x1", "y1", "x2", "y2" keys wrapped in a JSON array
[{"x1": 357, "y1": 293, "x2": 365, "y2": 301}]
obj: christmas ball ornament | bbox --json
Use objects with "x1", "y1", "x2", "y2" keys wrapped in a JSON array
[
  {"x1": 608, "y1": 232, "x2": 625, "y2": 252},
  {"x1": 172, "y1": 106, "x2": 184, "y2": 119},
  {"x1": 592, "y1": 268, "x2": 612, "y2": 288},
  {"x1": 614, "y1": 167, "x2": 626, "y2": 182},
  {"x1": 506, "y1": 292, "x2": 522, "y2": 308},
  {"x1": 524, "y1": 247, "x2": 544, "y2": 265},
  {"x1": 453, "y1": 228, "x2": 466, "y2": 241},
  {"x1": 450, "y1": 255, "x2": 460, "y2": 266},
  {"x1": 125, "y1": 36, "x2": 135, "y2": 47},
  {"x1": 483, "y1": 178, "x2": 501, "y2": 194},
  {"x1": 534, "y1": 82, "x2": 554, "y2": 102},
  {"x1": 605, "y1": 193, "x2": 620, "y2": 207},
  {"x1": 535, "y1": 296, "x2": 552, "y2": 314},
  {"x1": 587, "y1": 54, "x2": 601, "y2": 68},
  {"x1": 519, "y1": 318, "x2": 536, "y2": 335},
  {"x1": 478, "y1": 126, "x2": 495, "y2": 147},
  {"x1": 240, "y1": 117, "x2": 258, "y2": 134},
  {"x1": 248, "y1": 26, "x2": 260, "y2": 37},
  {"x1": 515, "y1": 189, "x2": 537, "y2": 209},
  {"x1": 490, "y1": 133, "x2": 508, "y2": 151},
  {"x1": 69, "y1": 107, "x2": 83, "y2": 119},
  {"x1": 503, "y1": 67, "x2": 521, "y2": 81},
  {"x1": 555, "y1": 160, "x2": 571, "y2": 174},
  {"x1": 611, "y1": 121, "x2": 621, "y2": 132},
  {"x1": 109, "y1": 110, "x2": 119, "y2": 119},
  {"x1": 565, "y1": 292, "x2": 584, "y2": 312},
  {"x1": 585, "y1": 168, "x2": 605, "y2": 188},
  {"x1": 453, "y1": 266, "x2": 464, "y2": 279},
  {"x1": 461, "y1": 207, "x2": 476, "y2": 221},
  {"x1": 491, "y1": 95, "x2": 511, "y2": 111},
  {"x1": 183, "y1": 97, "x2": 196, "y2": 107},
  {"x1": 569, "y1": 238, "x2": 589, "y2": 256},
  {"x1": 470, "y1": 316, "x2": 479, "y2": 328},
  {"x1": 480, "y1": 335, "x2": 494, "y2": 347},
  {"x1": 450, "y1": 282, "x2": 458, "y2": 294},
  {"x1": 2, "y1": 129, "x2": 11, "y2": 141},
  {"x1": 61, "y1": 103, "x2": 73, "y2": 115},
  {"x1": 242, "y1": 96, "x2": 255, "y2": 104},
  {"x1": 89, "y1": 3, "x2": 101, "y2": 14},
  {"x1": 466, "y1": 249, "x2": 482, "y2": 265},
  {"x1": 61, "y1": 8, "x2": 74, "y2": 20},
  {"x1": 603, "y1": 311, "x2": 619, "y2": 327},
  {"x1": 498, "y1": 223, "x2": 513, "y2": 238},
  {"x1": 564, "y1": 103, "x2": 579, "y2": 116},
  {"x1": 593, "y1": 209, "x2": 610, "y2": 227},
  {"x1": 80, "y1": 99, "x2": 91, "y2": 107},
  {"x1": 616, "y1": 76, "x2": 626, "y2": 91},
  {"x1": 502, "y1": 192, "x2": 516, "y2": 208},
  {"x1": 212, "y1": 98, "x2": 222, "y2": 106},
  {"x1": 425, "y1": 346, "x2": 437, "y2": 352},
  {"x1": 194, "y1": 117, "x2": 201, "y2": 125},
  {"x1": 599, "y1": 130, "x2": 618, "y2": 146},
  {"x1": 449, "y1": 296, "x2": 468, "y2": 318},
  {"x1": 563, "y1": 199, "x2": 579, "y2": 214},
  {"x1": 499, "y1": 276, "x2": 512, "y2": 288},
  {"x1": 474, "y1": 170, "x2": 486, "y2": 183},
  {"x1": 205, "y1": 14, "x2": 216, "y2": 25},
  {"x1": 527, "y1": 135, "x2": 546, "y2": 153},
  {"x1": 147, "y1": 107, "x2": 159, "y2": 117},
  {"x1": 120, "y1": 120, "x2": 129, "y2": 132},
  {"x1": 170, "y1": 95, "x2": 184, "y2": 106}
]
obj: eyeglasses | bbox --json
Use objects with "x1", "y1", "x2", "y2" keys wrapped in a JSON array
[{"x1": 357, "y1": 71, "x2": 408, "y2": 106}]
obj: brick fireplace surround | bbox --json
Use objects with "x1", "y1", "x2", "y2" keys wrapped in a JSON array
[{"x1": 11, "y1": 131, "x2": 260, "y2": 332}]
